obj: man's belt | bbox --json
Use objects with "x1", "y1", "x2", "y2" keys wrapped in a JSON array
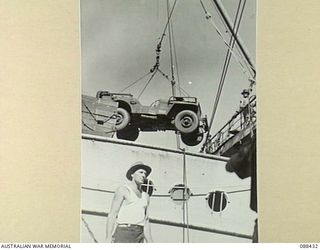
[{"x1": 117, "y1": 223, "x2": 143, "y2": 228}]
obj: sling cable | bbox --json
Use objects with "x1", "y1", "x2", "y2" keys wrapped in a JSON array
[{"x1": 200, "y1": 0, "x2": 248, "y2": 153}]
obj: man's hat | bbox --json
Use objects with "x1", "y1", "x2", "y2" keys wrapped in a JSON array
[
  {"x1": 241, "y1": 89, "x2": 250, "y2": 95},
  {"x1": 126, "y1": 161, "x2": 152, "y2": 180}
]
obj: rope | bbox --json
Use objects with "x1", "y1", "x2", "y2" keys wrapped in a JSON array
[
  {"x1": 82, "y1": 110, "x2": 117, "y2": 125},
  {"x1": 82, "y1": 103, "x2": 98, "y2": 123},
  {"x1": 81, "y1": 217, "x2": 98, "y2": 243},
  {"x1": 82, "y1": 120, "x2": 94, "y2": 131}
]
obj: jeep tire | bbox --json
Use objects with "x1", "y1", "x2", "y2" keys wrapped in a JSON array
[
  {"x1": 115, "y1": 108, "x2": 130, "y2": 131},
  {"x1": 174, "y1": 110, "x2": 199, "y2": 134}
]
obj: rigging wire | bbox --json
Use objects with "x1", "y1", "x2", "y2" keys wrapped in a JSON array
[
  {"x1": 213, "y1": 0, "x2": 249, "y2": 76},
  {"x1": 210, "y1": 0, "x2": 254, "y2": 79},
  {"x1": 199, "y1": 0, "x2": 254, "y2": 80},
  {"x1": 211, "y1": 0, "x2": 256, "y2": 77},
  {"x1": 209, "y1": 0, "x2": 244, "y2": 130},
  {"x1": 201, "y1": 0, "x2": 246, "y2": 151}
]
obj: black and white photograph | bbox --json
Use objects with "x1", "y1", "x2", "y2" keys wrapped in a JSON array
[{"x1": 80, "y1": 0, "x2": 257, "y2": 243}]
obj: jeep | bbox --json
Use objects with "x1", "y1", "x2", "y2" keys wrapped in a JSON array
[{"x1": 96, "y1": 91, "x2": 208, "y2": 146}]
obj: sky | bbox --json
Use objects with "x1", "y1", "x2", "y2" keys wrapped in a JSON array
[{"x1": 81, "y1": 0, "x2": 256, "y2": 151}]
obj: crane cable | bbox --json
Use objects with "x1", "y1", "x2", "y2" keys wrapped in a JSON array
[
  {"x1": 136, "y1": 0, "x2": 178, "y2": 99},
  {"x1": 167, "y1": 0, "x2": 176, "y2": 96},
  {"x1": 166, "y1": 0, "x2": 183, "y2": 98},
  {"x1": 171, "y1": 19, "x2": 182, "y2": 96},
  {"x1": 201, "y1": 0, "x2": 246, "y2": 152},
  {"x1": 158, "y1": 0, "x2": 178, "y2": 49}
]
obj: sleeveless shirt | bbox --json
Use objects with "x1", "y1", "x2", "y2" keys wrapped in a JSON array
[{"x1": 117, "y1": 185, "x2": 148, "y2": 226}]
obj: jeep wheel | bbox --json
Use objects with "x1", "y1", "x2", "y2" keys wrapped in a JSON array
[
  {"x1": 116, "y1": 125, "x2": 139, "y2": 141},
  {"x1": 181, "y1": 132, "x2": 203, "y2": 146},
  {"x1": 115, "y1": 108, "x2": 130, "y2": 130},
  {"x1": 174, "y1": 110, "x2": 199, "y2": 134}
]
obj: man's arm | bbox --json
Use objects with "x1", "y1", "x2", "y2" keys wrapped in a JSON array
[
  {"x1": 106, "y1": 186, "x2": 126, "y2": 243},
  {"x1": 143, "y1": 196, "x2": 153, "y2": 243}
]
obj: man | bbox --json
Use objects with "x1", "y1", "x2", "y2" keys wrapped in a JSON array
[
  {"x1": 106, "y1": 162, "x2": 153, "y2": 243},
  {"x1": 239, "y1": 89, "x2": 250, "y2": 127},
  {"x1": 225, "y1": 135, "x2": 258, "y2": 242}
]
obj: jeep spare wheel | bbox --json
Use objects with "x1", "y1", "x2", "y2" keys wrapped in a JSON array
[
  {"x1": 174, "y1": 110, "x2": 199, "y2": 134},
  {"x1": 115, "y1": 108, "x2": 130, "y2": 130}
]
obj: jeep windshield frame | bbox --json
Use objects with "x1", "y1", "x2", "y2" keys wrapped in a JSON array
[
  {"x1": 168, "y1": 96, "x2": 197, "y2": 104},
  {"x1": 96, "y1": 91, "x2": 133, "y2": 99}
]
